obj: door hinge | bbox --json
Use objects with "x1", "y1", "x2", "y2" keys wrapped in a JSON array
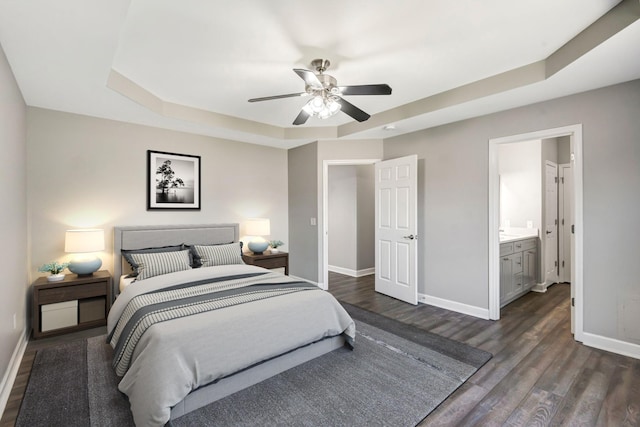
[
  {"x1": 571, "y1": 224, "x2": 575, "y2": 234},
  {"x1": 561, "y1": 177, "x2": 564, "y2": 184},
  {"x1": 555, "y1": 176, "x2": 558, "y2": 183},
  {"x1": 555, "y1": 219, "x2": 558, "y2": 225},
  {"x1": 562, "y1": 260, "x2": 565, "y2": 267},
  {"x1": 571, "y1": 297, "x2": 575, "y2": 307},
  {"x1": 555, "y1": 260, "x2": 558, "y2": 267},
  {"x1": 561, "y1": 218, "x2": 564, "y2": 225}
]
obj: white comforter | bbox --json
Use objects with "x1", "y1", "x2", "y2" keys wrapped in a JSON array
[{"x1": 107, "y1": 265, "x2": 355, "y2": 427}]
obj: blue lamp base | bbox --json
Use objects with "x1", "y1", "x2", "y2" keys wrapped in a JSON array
[
  {"x1": 68, "y1": 256, "x2": 102, "y2": 276},
  {"x1": 248, "y1": 241, "x2": 269, "y2": 255}
]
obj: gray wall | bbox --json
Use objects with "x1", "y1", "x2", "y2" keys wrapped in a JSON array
[
  {"x1": 327, "y1": 164, "x2": 375, "y2": 273},
  {"x1": 558, "y1": 136, "x2": 571, "y2": 164},
  {"x1": 328, "y1": 166, "x2": 357, "y2": 270},
  {"x1": 288, "y1": 139, "x2": 382, "y2": 284},
  {"x1": 542, "y1": 137, "x2": 559, "y2": 163},
  {"x1": 384, "y1": 79, "x2": 640, "y2": 343},
  {"x1": 27, "y1": 108, "x2": 290, "y2": 278},
  {"x1": 0, "y1": 43, "x2": 28, "y2": 402},
  {"x1": 499, "y1": 139, "x2": 542, "y2": 229},
  {"x1": 356, "y1": 164, "x2": 375, "y2": 270},
  {"x1": 288, "y1": 142, "x2": 318, "y2": 281}
]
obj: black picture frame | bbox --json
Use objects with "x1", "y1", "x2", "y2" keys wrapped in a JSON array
[{"x1": 147, "y1": 150, "x2": 201, "y2": 210}]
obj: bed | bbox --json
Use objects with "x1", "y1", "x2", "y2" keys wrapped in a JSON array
[{"x1": 109, "y1": 224, "x2": 355, "y2": 427}]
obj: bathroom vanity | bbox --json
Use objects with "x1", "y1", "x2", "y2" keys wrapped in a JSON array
[{"x1": 500, "y1": 232, "x2": 538, "y2": 307}]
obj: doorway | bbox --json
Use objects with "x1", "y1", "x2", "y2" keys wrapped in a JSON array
[
  {"x1": 321, "y1": 159, "x2": 379, "y2": 289},
  {"x1": 489, "y1": 125, "x2": 584, "y2": 342}
]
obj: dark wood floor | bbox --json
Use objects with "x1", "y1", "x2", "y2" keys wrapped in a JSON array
[
  {"x1": 2, "y1": 273, "x2": 639, "y2": 426},
  {"x1": 328, "y1": 272, "x2": 640, "y2": 426}
]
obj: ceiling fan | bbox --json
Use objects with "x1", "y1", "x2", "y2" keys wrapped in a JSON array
[{"x1": 248, "y1": 59, "x2": 392, "y2": 125}]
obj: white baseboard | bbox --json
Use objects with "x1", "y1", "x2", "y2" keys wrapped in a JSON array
[
  {"x1": 328, "y1": 265, "x2": 375, "y2": 278},
  {"x1": 0, "y1": 327, "x2": 28, "y2": 417},
  {"x1": 418, "y1": 293, "x2": 490, "y2": 320},
  {"x1": 581, "y1": 332, "x2": 640, "y2": 360},
  {"x1": 289, "y1": 275, "x2": 324, "y2": 290}
]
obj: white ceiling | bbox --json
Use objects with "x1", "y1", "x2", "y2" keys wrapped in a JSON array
[{"x1": 1, "y1": 0, "x2": 639, "y2": 148}]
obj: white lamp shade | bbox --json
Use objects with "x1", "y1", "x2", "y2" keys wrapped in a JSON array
[
  {"x1": 245, "y1": 219, "x2": 270, "y2": 236},
  {"x1": 65, "y1": 229, "x2": 105, "y2": 253}
]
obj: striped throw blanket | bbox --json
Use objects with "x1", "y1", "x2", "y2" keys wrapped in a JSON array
[{"x1": 108, "y1": 271, "x2": 318, "y2": 376}]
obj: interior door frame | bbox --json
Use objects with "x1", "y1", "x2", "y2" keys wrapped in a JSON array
[
  {"x1": 320, "y1": 159, "x2": 381, "y2": 290},
  {"x1": 488, "y1": 124, "x2": 584, "y2": 343},
  {"x1": 558, "y1": 163, "x2": 572, "y2": 284}
]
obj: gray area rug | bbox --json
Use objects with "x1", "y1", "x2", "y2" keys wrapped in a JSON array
[{"x1": 17, "y1": 305, "x2": 491, "y2": 427}]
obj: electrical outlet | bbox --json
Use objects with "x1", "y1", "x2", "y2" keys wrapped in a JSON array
[
  {"x1": 310, "y1": 217, "x2": 317, "y2": 226},
  {"x1": 13, "y1": 313, "x2": 17, "y2": 330}
]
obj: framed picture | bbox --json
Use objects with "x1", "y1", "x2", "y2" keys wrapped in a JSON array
[{"x1": 147, "y1": 150, "x2": 201, "y2": 210}]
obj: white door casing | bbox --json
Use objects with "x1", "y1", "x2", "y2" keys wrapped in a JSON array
[
  {"x1": 544, "y1": 161, "x2": 559, "y2": 286},
  {"x1": 321, "y1": 159, "x2": 380, "y2": 290},
  {"x1": 488, "y1": 124, "x2": 583, "y2": 345},
  {"x1": 375, "y1": 155, "x2": 418, "y2": 305},
  {"x1": 559, "y1": 163, "x2": 573, "y2": 284},
  {"x1": 560, "y1": 162, "x2": 575, "y2": 333}
]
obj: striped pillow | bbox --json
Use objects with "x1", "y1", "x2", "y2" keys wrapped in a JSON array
[
  {"x1": 193, "y1": 242, "x2": 245, "y2": 267},
  {"x1": 130, "y1": 249, "x2": 192, "y2": 281}
]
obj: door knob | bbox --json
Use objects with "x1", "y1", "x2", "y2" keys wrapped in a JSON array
[
  {"x1": 403, "y1": 234, "x2": 416, "y2": 240},
  {"x1": 546, "y1": 231, "x2": 552, "y2": 234}
]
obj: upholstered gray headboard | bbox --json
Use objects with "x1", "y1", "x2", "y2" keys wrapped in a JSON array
[{"x1": 113, "y1": 223, "x2": 239, "y2": 296}]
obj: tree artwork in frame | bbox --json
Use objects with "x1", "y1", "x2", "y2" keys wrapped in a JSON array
[{"x1": 147, "y1": 150, "x2": 201, "y2": 210}]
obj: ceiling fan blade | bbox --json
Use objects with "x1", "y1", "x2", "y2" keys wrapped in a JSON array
[
  {"x1": 294, "y1": 69, "x2": 323, "y2": 89},
  {"x1": 338, "y1": 84, "x2": 392, "y2": 96},
  {"x1": 292, "y1": 109, "x2": 310, "y2": 126},
  {"x1": 248, "y1": 92, "x2": 306, "y2": 103},
  {"x1": 336, "y1": 97, "x2": 370, "y2": 122}
]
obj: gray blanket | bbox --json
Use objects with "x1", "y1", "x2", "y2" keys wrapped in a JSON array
[{"x1": 107, "y1": 265, "x2": 355, "y2": 427}]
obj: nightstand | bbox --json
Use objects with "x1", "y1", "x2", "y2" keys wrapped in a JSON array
[
  {"x1": 32, "y1": 270, "x2": 112, "y2": 339},
  {"x1": 242, "y1": 251, "x2": 289, "y2": 275}
]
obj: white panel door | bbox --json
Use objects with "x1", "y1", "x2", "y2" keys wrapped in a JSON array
[
  {"x1": 375, "y1": 155, "x2": 418, "y2": 305},
  {"x1": 544, "y1": 161, "x2": 559, "y2": 286}
]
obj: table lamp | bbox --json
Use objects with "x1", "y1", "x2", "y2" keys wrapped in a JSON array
[
  {"x1": 245, "y1": 219, "x2": 270, "y2": 255},
  {"x1": 65, "y1": 229, "x2": 105, "y2": 276}
]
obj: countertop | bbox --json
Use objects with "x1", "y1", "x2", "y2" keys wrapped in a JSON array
[{"x1": 499, "y1": 227, "x2": 539, "y2": 243}]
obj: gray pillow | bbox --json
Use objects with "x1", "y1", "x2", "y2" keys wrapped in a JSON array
[
  {"x1": 122, "y1": 244, "x2": 186, "y2": 275},
  {"x1": 192, "y1": 242, "x2": 245, "y2": 267},
  {"x1": 189, "y1": 241, "x2": 243, "y2": 268},
  {"x1": 129, "y1": 249, "x2": 192, "y2": 281}
]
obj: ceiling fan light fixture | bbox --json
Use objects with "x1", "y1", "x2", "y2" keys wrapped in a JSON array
[
  {"x1": 249, "y1": 59, "x2": 391, "y2": 125},
  {"x1": 310, "y1": 95, "x2": 325, "y2": 113},
  {"x1": 302, "y1": 94, "x2": 341, "y2": 119}
]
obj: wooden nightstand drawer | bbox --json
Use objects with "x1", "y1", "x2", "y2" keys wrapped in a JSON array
[
  {"x1": 254, "y1": 256, "x2": 287, "y2": 269},
  {"x1": 242, "y1": 251, "x2": 289, "y2": 275},
  {"x1": 38, "y1": 282, "x2": 107, "y2": 305}
]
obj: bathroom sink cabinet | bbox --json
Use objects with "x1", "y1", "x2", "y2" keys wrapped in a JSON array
[{"x1": 500, "y1": 238, "x2": 537, "y2": 307}]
